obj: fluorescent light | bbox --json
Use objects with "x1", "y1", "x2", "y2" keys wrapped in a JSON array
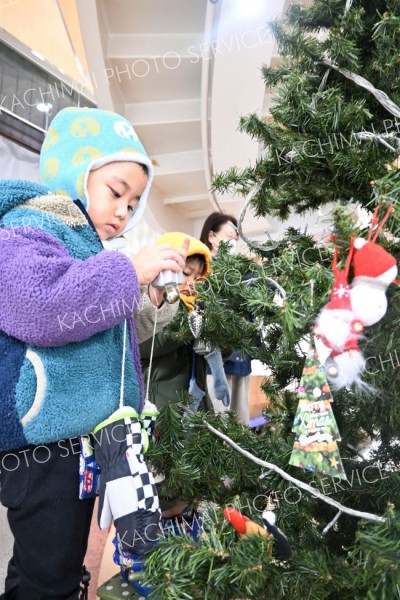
[
  {"x1": 233, "y1": 0, "x2": 266, "y2": 18},
  {"x1": 36, "y1": 102, "x2": 53, "y2": 113},
  {"x1": 31, "y1": 49, "x2": 45, "y2": 61}
]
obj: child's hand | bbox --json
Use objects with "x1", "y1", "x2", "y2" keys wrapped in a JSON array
[
  {"x1": 132, "y1": 239, "x2": 189, "y2": 285},
  {"x1": 148, "y1": 285, "x2": 164, "y2": 308}
]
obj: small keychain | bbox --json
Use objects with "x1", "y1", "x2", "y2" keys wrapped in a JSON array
[{"x1": 79, "y1": 435, "x2": 100, "y2": 499}]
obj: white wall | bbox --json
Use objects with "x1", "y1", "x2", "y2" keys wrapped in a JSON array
[
  {"x1": 211, "y1": 0, "x2": 283, "y2": 175},
  {"x1": 0, "y1": 136, "x2": 40, "y2": 181},
  {"x1": 191, "y1": 0, "x2": 286, "y2": 240}
]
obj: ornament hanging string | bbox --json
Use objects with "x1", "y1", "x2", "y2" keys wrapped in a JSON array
[
  {"x1": 368, "y1": 203, "x2": 393, "y2": 243},
  {"x1": 331, "y1": 237, "x2": 355, "y2": 279},
  {"x1": 144, "y1": 292, "x2": 160, "y2": 404},
  {"x1": 117, "y1": 311, "x2": 158, "y2": 409}
]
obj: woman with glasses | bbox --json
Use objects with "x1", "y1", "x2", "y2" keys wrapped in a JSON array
[
  {"x1": 200, "y1": 213, "x2": 252, "y2": 425},
  {"x1": 200, "y1": 212, "x2": 239, "y2": 256}
]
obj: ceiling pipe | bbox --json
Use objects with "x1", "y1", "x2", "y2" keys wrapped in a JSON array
[{"x1": 200, "y1": 0, "x2": 223, "y2": 213}]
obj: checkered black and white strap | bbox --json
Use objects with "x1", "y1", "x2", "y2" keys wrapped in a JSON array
[{"x1": 125, "y1": 416, "x2": 159, "y2": 512}]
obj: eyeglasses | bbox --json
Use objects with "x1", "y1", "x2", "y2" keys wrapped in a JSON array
[{"x1": 212, "y1": 231, "x2": 239, "y2": 243}]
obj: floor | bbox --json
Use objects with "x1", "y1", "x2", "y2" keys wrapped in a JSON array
[{"x1": 85, "y1": 503, "x2": 111, "y2": 600}]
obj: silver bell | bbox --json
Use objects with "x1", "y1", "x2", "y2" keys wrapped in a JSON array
[{"x1": 163, "y1": 284, "x2": 180, "y2": 304}]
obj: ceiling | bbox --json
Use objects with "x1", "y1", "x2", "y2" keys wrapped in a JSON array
[
  {"x1": 0, "y1": 0, "x2": 92, "y2": 96},
  {"x1": 76, "y1": 0, "x2": 300, "y2": 237},
  {"x1": 1, "y1": 0, "x2": 321, "y2": 242}
]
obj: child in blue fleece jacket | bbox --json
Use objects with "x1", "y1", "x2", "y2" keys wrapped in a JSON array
[{"x1": 0, "y1": 107, "x2": 186, "y2": 600}]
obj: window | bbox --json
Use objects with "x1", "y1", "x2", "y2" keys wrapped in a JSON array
[{"x1": 0, "y1": 41, "x2": 96, "y2": 152}]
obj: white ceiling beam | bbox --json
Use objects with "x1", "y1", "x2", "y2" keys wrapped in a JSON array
[
  {"x1": 125, "y1": 98, "x2": 201, "y2": 125},
  {"x1": 185, "y1": 208, "x2": 216, "y2": 219},
  {"x1": 76, "y1": 0, "x2": 118, "y2": 110},
  {"x1": 152, "y1": 150, "x2": 204, "y2": 176},
  {"x1": 107, "y1": 33, "x2": 203, "y2": 59},
  {"x1": 163, "y1": 193, "x2": 210, "y2": 205},
  {"x1": 217, "y1": 196, "x2": 245, "y2": 204}
]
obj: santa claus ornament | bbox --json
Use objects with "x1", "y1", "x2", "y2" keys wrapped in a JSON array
[
  {"x1": 315, "y1": 204, "x2": 398, "y2": 389},
  {"x1": 314, "y1": 240, "x2": 365, "y2": 388}
]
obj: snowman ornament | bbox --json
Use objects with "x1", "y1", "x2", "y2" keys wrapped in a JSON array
[
  {"x1": 349, "y1": 237, "x2": 397, "y2": 327},
  {"x1": 315, "y1": 204, "x2": 398, "y2": 389}
]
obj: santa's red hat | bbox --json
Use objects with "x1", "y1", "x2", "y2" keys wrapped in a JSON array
[
  {"x1": 314, "y1": 269, "x2": 364, "y2": 344},
  {"x1": 352, "y1": 239, "x2": 397, "y2": 288},
  {"x1": 324, "y1": 270, "x2": 352, "y2": 311}
]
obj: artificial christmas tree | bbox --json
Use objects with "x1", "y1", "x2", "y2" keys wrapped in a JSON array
[{"x1": 123, "y1": 1, "x2": 400, "y2": 598}]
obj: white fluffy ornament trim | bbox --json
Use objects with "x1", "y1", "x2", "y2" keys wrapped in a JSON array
[
  {"x1": 316, "y1": 308, "x2": 361, "y2": 351},
  {"x1": 327, "y1": 350, "x2": 365, "y2": 390}
]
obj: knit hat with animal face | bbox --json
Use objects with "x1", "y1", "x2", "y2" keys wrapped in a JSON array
[{"x1": 40, "y1": 107, "x2": 154, "y2": 238}]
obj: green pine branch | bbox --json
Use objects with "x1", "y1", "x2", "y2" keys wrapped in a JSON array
[{"x1": 142, "y1": 2, "x2": 400, "y2": 597}]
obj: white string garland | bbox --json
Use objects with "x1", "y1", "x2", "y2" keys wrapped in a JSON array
[
  {"x1": 202, "y1": 421, "x2": 386, "y2": 524},
  {"x1": 353, "y1": 131, "x2": 400, "y2": 153},
  {"x1": 319, "y1": 58, "x2": 400, "y2": 119},
  {"x1": 322, "y1": 510, "x2": 342, "y2": 534},
  {"x1": 237, "y1": 185, "x2": 279, "y2": 252}
]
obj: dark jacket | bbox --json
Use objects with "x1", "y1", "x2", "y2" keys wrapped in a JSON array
[
  {"x1": 139, "y1": 303, "x2": 214, "y2": 413},
  {"x1": 223, "y1": 350, "x2": 252, "y2": 377}
]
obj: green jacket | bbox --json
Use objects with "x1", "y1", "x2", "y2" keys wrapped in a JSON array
[{"x1": 139, "y1": 304, "x2": 214, "y2": 412}]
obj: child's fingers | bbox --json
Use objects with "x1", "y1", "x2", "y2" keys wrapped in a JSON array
[
  {"x1": 180, "y1": 237, "x2": 190, "y2": 253},
  {"x1": 174, "y1": 237, "x2": 190, "y2": 263},
  {"x1": 157, "y1": 244, "x2": 186, "y2": 268},
  {"x1": 163, "y1": 258, "x2": 183, "y2": 272},
  {"x1": 132, "y1": 244, "x2": 186, "y2": 284}
]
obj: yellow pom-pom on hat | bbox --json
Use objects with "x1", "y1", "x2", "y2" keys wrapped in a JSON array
[{"x1": 156, "y1": 232, "x2": 212, "y2": 276}]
